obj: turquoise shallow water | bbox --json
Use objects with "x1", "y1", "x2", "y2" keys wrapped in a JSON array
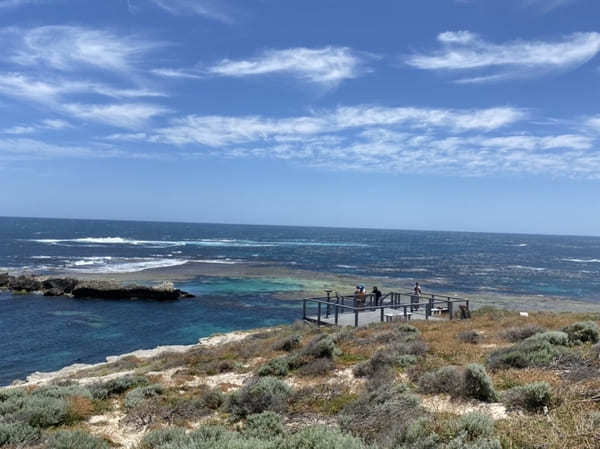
[{"x1": 0, "y1": 277, "x2": 301, "y2": 386}]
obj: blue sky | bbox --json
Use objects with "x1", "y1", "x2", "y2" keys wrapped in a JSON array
[{"x1": 1, "y1": 0, "x2": 600, "y2": 235}]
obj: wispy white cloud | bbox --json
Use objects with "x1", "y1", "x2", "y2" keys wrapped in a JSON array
[
  {"x1": 148, "y1": 0, "x2": 233, "y2": 23},
  {"x1": 585, "y1": 115, "x2": 600, "y2": 131},
  {"x1": 149, "y1": 105, "x2": 524, "y2": 146},
  {"x1": 1, "y1": 119, "x2": 71, "y2": 135},
  {"x1": 407, "y1": 31, "x2": 600, "y2": 82},
  {"x1": 9, "y1": 26, "x2": 159, "y2": 72},
  {"x1": 150, "y1": 68, "x2": 203, "y2": 79},
  {"x1": 209, "y1": 47, "x2": 367, "y2": 86},
  {"x1": 63, "y1": 103, "x2": 170, "y2": 129}
]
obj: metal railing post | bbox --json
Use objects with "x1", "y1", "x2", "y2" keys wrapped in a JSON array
[
  {"x1": 354, "y1": 309, "x2": 359, "y2": 327},
  {"x1": 326, "y1": 290, "x2": 331, "y2": 318},
  {"x1": 380, "y1": 306, "x2": 384, "y2": 322},
  {"x1": 335, "y1": 303, "x2": 339, "y2": 325},
  {"x1": 448, "y1": 300, "x2": 453, "y2": 320},
  {"x1": 317, "y1": 302, "x2": 322, "y2": 327},
  {"x1": 303, "y1": 298, "x2": 306, "y2": 320}
]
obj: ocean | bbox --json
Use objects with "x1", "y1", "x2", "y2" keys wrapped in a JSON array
[{"x1": 1, "y1": 216, "x2": 600, "y2": 385}]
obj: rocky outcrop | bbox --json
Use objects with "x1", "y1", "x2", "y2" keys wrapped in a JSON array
[
  {"x1": 8, "y1": 275, "x2": 42, "y2": 292},
  {"x1": 42, "y1": 278, "x2": 78, "y2": 294},
  {"x1": 1, "y1": 275, "x2": 193, "y2": 300},
  {"x1": 72, "y1": 281, "x2": 186, "y2": 300},
  {"x1": 0, "y1": 273, "x2": 9, "y2": 288}
]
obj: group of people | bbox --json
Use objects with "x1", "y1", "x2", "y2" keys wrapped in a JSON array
[{"x1": 353, "y1": 282, "x2": 422, "y2": 306}]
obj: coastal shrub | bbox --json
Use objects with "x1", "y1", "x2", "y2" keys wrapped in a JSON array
[
  {"x1": 302, "y1": 334, "x2": 336, "y2": 359},
  {"x1": 445, "y1": 436, "x2": 502, "y2": 449},
  {"x1": 525, "y1": 331, "x2": 569, "y2": 346},
  {"x1": 124, "y1": 384, "x2": 163, "y2": 409},
  {"x1": 46, "y1": 430, "x2": 109, "y2": 449},
  {"x1": 280, "y1": 426, "x2": 371, "y2": 449},
  {"x1": 396, "y1": 417, "x2": 439, "y2": 449},
  {"x1": 19, "y1": 395, "x2": 70, "y2": 427},
  {"x1": 338, "y1": 384, "x2": 425, "y2": 447},
  {"x1": 226, "y1": 376, "x2": 291, "y2": 418},
  {"x1": 139, "y1": 427, "x2": 187, "y2": 449},
  {"x1": 0, "y1": 388, "x2": 25, "y2": 402},
  {"x1": 487, "y1": 339, "x2": 564, "y2": 370},
  {"x1": 500, "y1": 325, "x2": 546, "y2": 342},
  {"x1": 418, "y1": 365, "x2": 496, "y2": 402},
  {"x1": 244, "y1": 411, "x2": 284, "y2": 439},
  {"x1": 395, "y1": 323, "x2": 420, "y2": 335},
  {"x1": 273, "y1": 335, "x2": 301, "y2": 352},
  {"x1": 418, "y1": 366, "x2": 465, "y2": 397},
  {"x1": 89, "y1": 375, "x2": 149, "y2": 399},
  {"x1": 591, "y1": 343, "x2": 600, "y2": 359},
  {"x1": 353, "y1": 350, "x2": 417, "y2": 379},
  {"x1": 458, "y1": 330, "x2": 482, "y2": 344},
  {"x1": 257, "y1": 357, "x2": 289, "y2": 377},
  {"x1": 453, "y1": 412, "x2": 495, "y2": 440},
  {"x1": 464, "y1": 364, "x2": 497, "y2": 402},
  {"x1": 562, "y1": 321, "x2": 599, "y2": 344},
  {"x1": 0, "y1": 422, "x2": 40, "y2": 446},
  {"x1": 502, "y1": 382, "x2": 552, "y2": 412},
  {"x1": 32, "y1": 384, "x2": 92, "y2": 400},
  {"x1": 296, "y1": 358, "x2": 335, "y2": 376}
]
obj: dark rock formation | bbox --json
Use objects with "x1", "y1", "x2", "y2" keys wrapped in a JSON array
[
  {"x1": 42, "y1": 278, "x2": 78, "y2": 294},
  {"x1": 1, "y1": 275, "x2": 193, "y2": 300},
  {"x1": 0, "y1": 272, "x2": 9, "y2": 287},
  {"x1": 8, "y1": 275, "x2": 42, "y2": 292},
  {"x1": 71, "y1": 280, "x2": 191, "y2": 300}
]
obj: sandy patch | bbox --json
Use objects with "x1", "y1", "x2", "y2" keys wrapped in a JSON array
[
  {"x1": 87, "y1": 401, "x2": 143, "y2": 449},
  {"x1": 421, "y1": 394, "x2": 508, "y2": 420}
]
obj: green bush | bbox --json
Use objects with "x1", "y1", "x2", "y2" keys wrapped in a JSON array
[
  {"x1": 124, "y1": 384, "x2": 163, "y2": 409},
  {"x1": 0, "y1": 388, "x2": 25, "y2": 402},
  {"x1": 244, "y1": 411, "x2": 284, "y2": 439},
  {"x1": 257, "y1": 357, "x2": 289, "y2": 377},
  {"x1": 19, "y1": 396, "x2": 70, "y2": 428},
  {"x1": 0, "y1": 422, "x2": 40, "y2": 446},
  {"x1": 562, "y1": 321, "x2": 600, "y2": 344},
  {"x1": 139, "y1": 427, "x2": 187, "y2": 449},
  {"x1": 418, "y1": 365, "x2": 496, "y2": 402},
  {"x1": 226, "y1": 377, "x2": 291, "y2": 418},
  {"x1": 445, "y1": 436, "x2": 502, "y2": 449},
  {"x1": 89, "y1": 375, "x2": 149, "y2": 399},
  {"x1": 458, "y1": 331, "x2": 482, "y2": 344},
  {"x1": 525, "y1": 331, "x2": 569, "y2": 346},
  {"x1": 396, "y1": 417, "x2": 439, "y2": 449},
  {"x1": 591, "y1": 343, "x2": 600, "y2": 359},
  {"x1": 273, "y1": 335, "x2": 301, "y2": 352},
  {"x1": 487, "y1": 339, "x2": 564, "y2": 370},
  {"x1": 296, "y1": 358, "x2": 335, "y2": 376},
  {"x1": 464, "y1": 364, "x2": 497, "y2": 402},
  {"x1": 501, "y1": 382, "x2": 552, "y2": 412},
  {"x1": 303, "y1": 334, "x2": 336, "y2": 359},
  {"x1": 395, "y1": 324, "x2": 420, "y2": 335},
  {"x1": 453, "y1": 412, "x2": 495, "y2": 440},
  {"x1": 32, "y1": 384, "x2": 92, "y2": 400},
  {"x1": 500, "y1": 325, "x2": 545, "y2": 342},
  {"x1": 279, "y1": 426, "x2": 370, "y2": 449},
  {"x1": 46, "y1": 430, "x2": 109, "y2": 449},
  {"x1": 338, "y1": 384, "x2": 425, "y2": 447},
  {"x1": 418, "y1": 366, "x2": 465, "y2": 397}
]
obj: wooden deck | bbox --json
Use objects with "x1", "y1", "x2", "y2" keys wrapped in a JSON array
[{"x1": 302, "y1": 291, "x2": 470, "y2": 327}]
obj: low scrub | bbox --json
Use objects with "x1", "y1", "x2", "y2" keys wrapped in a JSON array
[
  {"x1": 244, "y1": 411, "x2": 284, "y2": 439},
  {"x1": 46, "y1": 430, "x2": 109, "y2": 449},
  {"x1": 487, "y1": 339, "x2": 565, "y2": 370},
  {"x1": 0, "y1": 422, "x2": 40, "y2": 446},
  {"x1": 89, "y1": 375, "x2": 149, "y2": 399},
  {"x1": 524, "y1": 331, "x2": 569, "y2": 346},
  {"x1": 226, "y1": 376, "x2": 291, "y2": 418},
  {"x1": 419, "y1": 364, "x2": 497, "y2": 402},
  {"x1": 273, "y1": 335, "x2": 301, "y2": 352},
  {"x1": 445, "y1": 412, "x2": 501, "y2": 449},
  {"x1": 338, "y1": 383, "x2": 426, "y2": 447},
  {"x1": 500, "y1": 325, "x2": 545, "y2": 342},
  {"x1": 457, "y1": 331, "x2": 482, "y2": 344},
  {"x1": 562, "y1": 321, "x2": 599, "y2": 344},
  {"x1": 296, "y1": 358, "x2": 335, "y2": 376},
  {"x1": 124, "y1": 384, "x2": 163, "y2": 409},
  {"x1": 257, "y1": 357, "x2": 289, "y2": 377},
  {"x1": 302, "y1": 334, "x2": 336, "y2": 359},
  {"x1": 139, "y1": 427, "x2": 187, "y2": 449},
  {"x1": 501, "y1": 381, "x2": 552, "y2": 412}
]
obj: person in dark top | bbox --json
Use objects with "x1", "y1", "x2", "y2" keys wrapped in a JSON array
[
  {"x1": 414, "y1": 282, "x2": 422, "y2": 296},
  {"x1": 372, "y1": 286, "x2": 382, "y2": 306}
]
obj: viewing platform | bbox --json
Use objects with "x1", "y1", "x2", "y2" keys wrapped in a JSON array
[{"x1": 303, "y1": 291, "x2": 471, "y2": 327}]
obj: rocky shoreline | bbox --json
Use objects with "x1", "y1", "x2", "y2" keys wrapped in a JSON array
[{"x1": 0, "y1": 273, "x2": 194, "y2": 300}]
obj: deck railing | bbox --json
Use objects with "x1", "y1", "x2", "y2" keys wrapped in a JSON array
[{"x1": 302, "y1": 291, "x2": 471, "y2": 327}]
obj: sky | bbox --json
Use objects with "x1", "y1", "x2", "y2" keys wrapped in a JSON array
[{"x1": 1, "y1": 0, "x2": 600, "y2": 236}]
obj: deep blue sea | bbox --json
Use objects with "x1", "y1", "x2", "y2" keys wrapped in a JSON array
[{"x1": 2, "y1": 216, "x2": 600, "y2": 385}]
